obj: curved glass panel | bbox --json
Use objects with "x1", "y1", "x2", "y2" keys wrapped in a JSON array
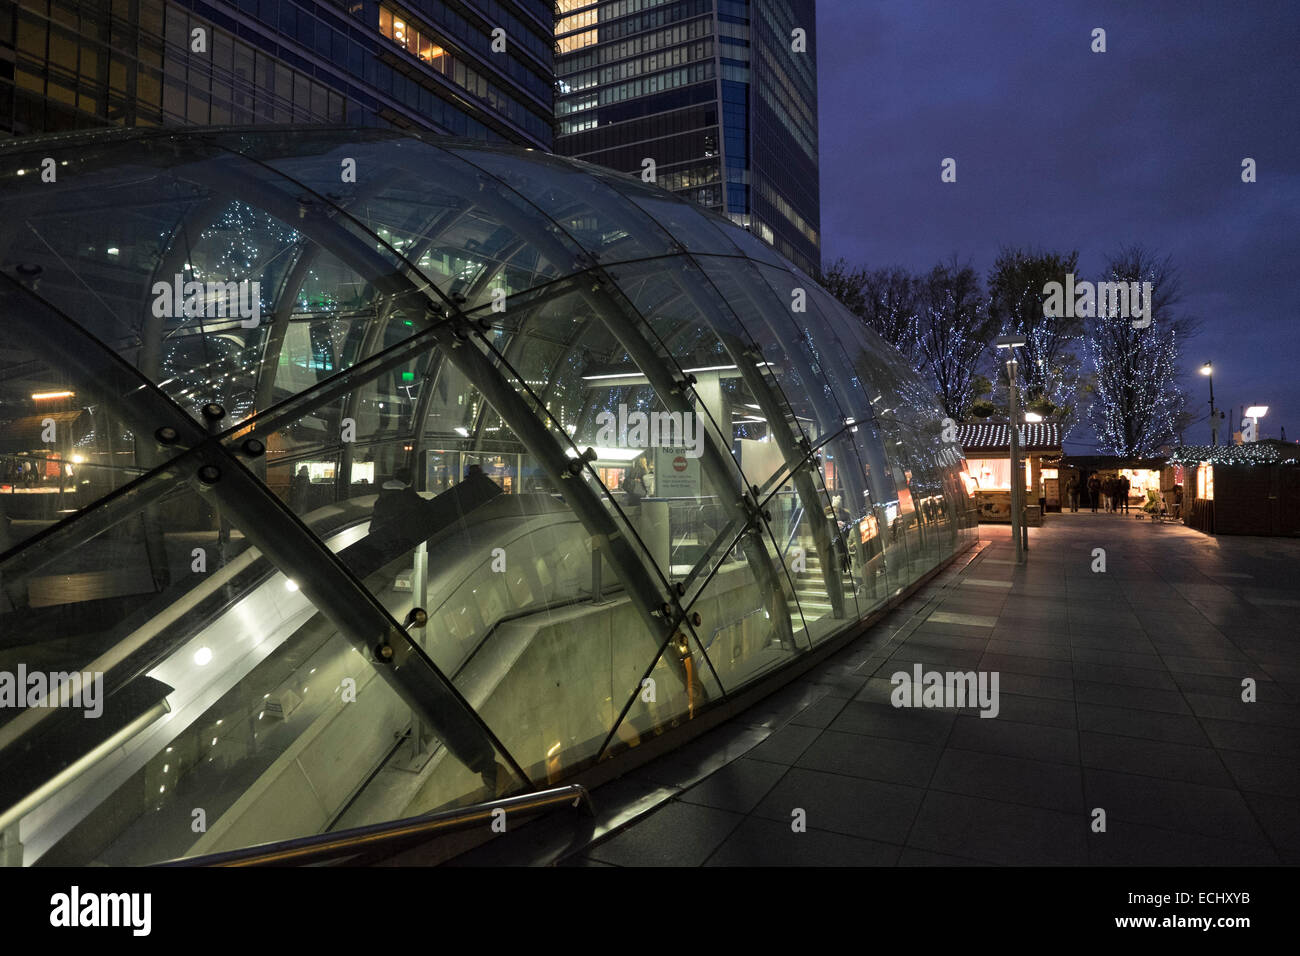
[
  {"x1": 448, "y1": 143, "x2": 674, "y2": 265},
  {"x1": 0, "y1": 127, "x2": 974, "y2": 866}
]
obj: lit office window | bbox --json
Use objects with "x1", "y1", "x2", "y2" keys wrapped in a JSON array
[{"x1": 557, "y1": 30, "x2": 597, "y2": 53}]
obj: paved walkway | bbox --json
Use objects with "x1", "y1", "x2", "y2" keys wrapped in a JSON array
[{"x1": 539, "y1": 515, "x2": 1300, "y2": 866}]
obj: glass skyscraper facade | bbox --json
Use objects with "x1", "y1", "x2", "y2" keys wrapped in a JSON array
[
  {"x1": 555, "y1": 0, "x2": 821, "y2": 273},
  {"x1": 0, "y1": 0, "x2": 555, "y2": 147},
  {"x1": 0, "y1": 126, "x2": 973, "y2": 865}
]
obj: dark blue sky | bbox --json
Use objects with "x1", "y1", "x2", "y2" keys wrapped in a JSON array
[{"x1": 816, "y1": 0, "x2": 1300, "y2": 451}]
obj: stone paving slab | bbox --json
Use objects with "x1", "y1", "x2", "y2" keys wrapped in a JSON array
[{"x1": 564, "y1": 517, "x2": 1300, "y2": 866}]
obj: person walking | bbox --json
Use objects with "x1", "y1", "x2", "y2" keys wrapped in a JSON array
[
  {"x1": 1087, "y1": 473, "x2": 1100, "y2": 513},
  {"x1": 1100, "y1": 475, "x2": 1115, "y2": 512},
  {"x1": 289, "y1": 465, "x2": 311, "y2": 513},
  {"x1": 1118, "y1": 474, "x2": 1131, "y2": 514},
  {"x1": 1066, "y1": 475, "x2": 1080, "y2": 512}
]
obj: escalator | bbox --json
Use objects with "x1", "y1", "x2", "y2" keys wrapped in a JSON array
[{"x1": 0, "y1": 480, "x2": 612, "y2": 866}]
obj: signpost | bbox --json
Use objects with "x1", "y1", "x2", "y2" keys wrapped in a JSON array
[{"x1": 652, "y1": 446, "x2": 701, "y2": 498}]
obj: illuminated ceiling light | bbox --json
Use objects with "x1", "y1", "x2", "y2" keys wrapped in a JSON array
[
  {"x1": 454, "y1": 426, "x2": 469, "y2": 437},
  {"x1": 106, "y1": 247, "x2": 120, "y2": 256},
  {"x1": 285, "y1": 579, "x2": 299, "y2": 592},
  {"x1": 32, "y1": 390, "x2": 75, "y2": 400},
  {"x1": 193, "y1": 646, "x2": 213, "y2": 666}
]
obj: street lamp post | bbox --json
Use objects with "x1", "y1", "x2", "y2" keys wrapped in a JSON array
[
  {"x1": 1201, "y1": 362, "x2": 1218, "y2": 446},
  {"x1": 997, "y1": 335, "x2": 1027, "y2": 564}
]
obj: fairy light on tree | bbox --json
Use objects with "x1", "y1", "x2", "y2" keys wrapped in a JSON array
[
  {"x1": 987, "y1": 247, "x2": 1084, "y2": 434},
  {"x1": 1086, "y1": 245, "x2": 1196, "y2": 456}
]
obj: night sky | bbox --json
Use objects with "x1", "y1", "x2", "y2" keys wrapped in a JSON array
[{"x1": 816, "y1": 0, "x2": 1300, "y2": 451}]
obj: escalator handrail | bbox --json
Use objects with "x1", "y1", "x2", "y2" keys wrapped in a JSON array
[{"x1": 156, "y1": 784, "x2": 594, "y2": 867}]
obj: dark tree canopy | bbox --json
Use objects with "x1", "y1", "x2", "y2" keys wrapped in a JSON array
[{"x1": 987, "y1": 247, "x2": 1085, "y2": 429}]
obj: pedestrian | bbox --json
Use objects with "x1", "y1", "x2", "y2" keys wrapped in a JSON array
[
  {"x1": 1119, "y1": 474, "x2": 1131, "y2": 514},
  {"x1": 1087, "y1": 473, "x2": 1100, "y2": 512},
  {"x1": 1101, "y1": 475, "x2": 1115, "y2": 512},
  {"x1": 288, "y1": 465, "x2": 311, "y2": 513},
  {"x1": 1066, "y1": 475, "x2": 1080, "y2": 512},
  {"x1": 623, "y1": 456, "x2": 648, "y2": 506}
]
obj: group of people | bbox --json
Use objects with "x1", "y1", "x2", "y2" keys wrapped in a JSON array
[
  {"x1": 1066, "y1": 472, "x2": 1132, "y2": 514},
  {"x1": 3, "y1": 452, "x2": 63, "y2": 486}
]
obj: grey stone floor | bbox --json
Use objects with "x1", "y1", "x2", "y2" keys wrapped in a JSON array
[{"x1": 557, "y1": 516, "x2": 1300, "y2": 866}]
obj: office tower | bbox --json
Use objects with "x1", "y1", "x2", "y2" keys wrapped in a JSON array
[
  {"x1": 1, "y1": 0, "x2": 554, "y2": 147},
  {"x1": 555, "y1": 0, "x2": 821, "y2": 272}
]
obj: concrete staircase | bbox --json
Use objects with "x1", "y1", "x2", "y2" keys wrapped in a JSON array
[{"x1": 790, "y1": 546, "x2": 856, "y2": 623}]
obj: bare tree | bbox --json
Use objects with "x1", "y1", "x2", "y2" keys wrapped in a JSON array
[
  {"x1": 860, "y1": 266, "x2": 922, "y2": 358},
  {"x1": 914, "y1": 258, "x2": 998, "y2": 419},
  {"x1": 817, "y1": 258, "x2": 868, "y2": 316},
  {"x1": 1087, "y1": 244, "x2": 1198, "y2": 455},
  {"x1": 818, "y1": 260, "x2": 921, "y2": 361},
  {"x1": 987, "y1": 246, "x2": 1085, "y2": 428}
]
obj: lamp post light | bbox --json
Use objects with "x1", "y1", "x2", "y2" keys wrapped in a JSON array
[
  {"x1": 997, "y1": 335, "x2": 1028, "y2": 564},
  {"x1": 1200, "y1": 362, "x2": 1219, "y2": 445}
]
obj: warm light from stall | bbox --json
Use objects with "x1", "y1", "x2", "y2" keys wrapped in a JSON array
[{"x1": 1197, "y1": 465, "x2": 1214, "y2": 500}]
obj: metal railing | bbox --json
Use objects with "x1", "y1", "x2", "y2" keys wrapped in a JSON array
[
  {"x1": 157, "y1": 784, "x2": 594, "y2": 867},
  {"x1": 782, "y1": 503, "x2": 805, "y2": 559}
]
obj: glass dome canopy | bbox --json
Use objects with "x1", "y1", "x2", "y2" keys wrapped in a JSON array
[{"x1": 0, "y1": 126, "x2": 974, "y2": 865}]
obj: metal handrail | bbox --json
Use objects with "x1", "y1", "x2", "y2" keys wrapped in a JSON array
[
  {"x1": 156, "y1": 784, "x2": 594, "y2": 867},
  {"x1": 782, "y1": 503, "x2": 805, "y2": 557}
]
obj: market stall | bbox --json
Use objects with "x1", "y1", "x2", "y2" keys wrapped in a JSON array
[{"x1": 956, "y1": 421, "x2": 1062, "y2": 523}]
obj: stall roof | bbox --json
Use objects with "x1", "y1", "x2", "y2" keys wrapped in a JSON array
[
  {"x1": 1047, "y1": 454, "x2": 1168, "y2": 470},
  {"x1": 957, "y1": 421, "x2": 1062, "y2": 454},
  {"x1": 1168, "y1": 440, "x2": 1300, "y2": 466},
  {"x1": 0, "y1": 409, "x2": 90, "y2": 451}
]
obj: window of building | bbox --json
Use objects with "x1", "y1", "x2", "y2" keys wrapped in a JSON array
[
  {"x1": 1197, "y1": 465, "x2": 1214, "y2": 500},
  {"x1": 558, "y1": 29, "x2": 597, "y2": 53},
  {"x1": 965, "y1": 457, "x2": 1032, "y2": 491}
]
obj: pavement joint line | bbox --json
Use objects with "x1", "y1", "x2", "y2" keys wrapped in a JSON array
[{"x1": 543, "y1": 523, "x2": 1300, "y2": 865}]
